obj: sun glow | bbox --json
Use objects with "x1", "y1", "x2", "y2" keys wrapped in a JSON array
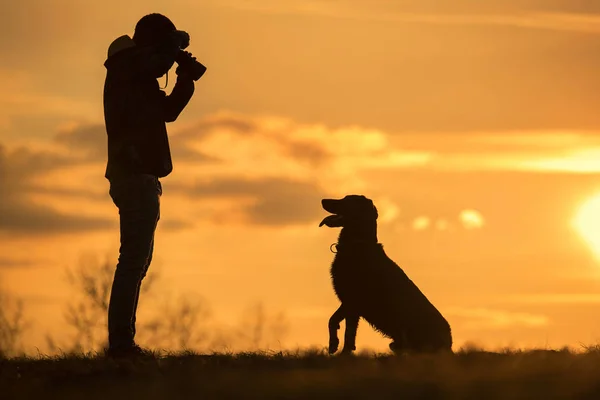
[{"x1": 573, "y1": 194, "x2": 600, "y2": 260}]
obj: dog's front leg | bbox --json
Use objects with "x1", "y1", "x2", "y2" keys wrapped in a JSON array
[
  {"x1": 328, "y1": 305, "x2": 345, "y2": 354},
  {"x1": 341, "y1": 312, "x2": 359, "y2": 354}
]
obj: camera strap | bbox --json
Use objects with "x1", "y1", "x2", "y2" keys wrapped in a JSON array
[{"x1": 159, "y1": 70, "x2": 169, "y2": 90}]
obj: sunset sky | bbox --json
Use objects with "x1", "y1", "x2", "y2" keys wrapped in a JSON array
[{"x1": 3, "y1": 0, "x2": 600, "y2": 353}]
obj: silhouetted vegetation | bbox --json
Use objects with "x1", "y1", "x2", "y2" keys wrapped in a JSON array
[
  {"x1": 44, "y1": 252, "x2": 289, "y2": 355},
  {"x1": 3, "y1": 347, "x2": 600, "y2": 399},
  {"x1": 0, "y1": 289, "x2": 29, "y2": 358}
]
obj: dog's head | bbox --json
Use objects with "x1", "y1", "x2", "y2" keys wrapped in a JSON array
[{"x1": 319, "y1": 195, "x2": 379, "y2": 228}]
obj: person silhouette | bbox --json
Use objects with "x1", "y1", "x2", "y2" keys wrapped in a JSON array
[{"x1": 103, "y1": 13, "x2": 205, "y2": 358}]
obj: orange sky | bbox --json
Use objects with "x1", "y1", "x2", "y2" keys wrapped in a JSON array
[{"x1": 2, "y1": 0, "x2": 600, "y2": 353}]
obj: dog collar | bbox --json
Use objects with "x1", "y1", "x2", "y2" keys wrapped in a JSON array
[{"x1": 330, "y1": 241, "x2": 381, "y2": 253}]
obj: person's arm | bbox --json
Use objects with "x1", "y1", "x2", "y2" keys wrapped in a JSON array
[{"x1": 160, "y1": 72, "x2": 195, "y2": 122}]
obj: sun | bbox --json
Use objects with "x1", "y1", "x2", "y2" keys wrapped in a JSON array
[{"x1": 573, "y1": 193, "x2": 600, "y2": 260}]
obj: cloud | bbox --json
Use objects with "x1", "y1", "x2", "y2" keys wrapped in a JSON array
[
  {"x1": 170, "y1": 145, "x2": 219, "y2": 163},
  {"x1": 409, "y1": 211, "x2": 485, "y2": 232},
  {"x1": 180, "y1": 113, "x2": 259, "y2": 135},
  {"x1": 0, "y1": 145, "x2": 193, "y2": 233},
  {"x1": 459, "y1": 209, "x2": 485, "y2": 229},
  {"x1": 169, "y1": 176, "x2": 330, "y2": 226},
  {"x1": 0, "y1": 257, "x2": 39, "y2": 269},
  {"x1": 7, "y1": 111, "x2": 600, "y2": 234},
  {"x1": 395, "y1": 131, "x2": 600, "y2": 154},
  {"x1": 0, "y1": 143, "x2": 78, "y2": 188},
  {"x1": 412, "y1": 216, "x2": 431, "y2": 231},
  {"x1": 0, "y1": 198, "x2": 113, "y2": 234},
  {"x1": 385, "y1": 131, "x2": 600, "y2": 174},
  {"x1": 173, "y1": 111, "x2": 432, "y2": 189},
  {"x1": 49, "y1": 113, "x2": 600, "y2": 193},
  {"x1": 54, "y1": 123, "x2": 106, "y2": 160},
  {"x1": 53, "y1": 121, "x2": 219, "y2": 165},
  {"x1": 176, "y1": 113, "x2": 600, "y2": 178},
  {"x1": 0, "y1": 143, "x2": 113, "y2": 235},
  {"x1": 175, "y1": 112, "x2": 334, "y2": 167}
]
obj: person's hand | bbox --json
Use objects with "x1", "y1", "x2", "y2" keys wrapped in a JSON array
[
  {"x1": 175, "y1": 50, "x2": 207, "y2": 81},
  {"x1": 175, "y1": 66, "x2": 194, "y2": 81}
]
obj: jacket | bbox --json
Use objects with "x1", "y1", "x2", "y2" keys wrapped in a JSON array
[{"x1": 103, "y1": 34, "x2": 195, "y2": 179}]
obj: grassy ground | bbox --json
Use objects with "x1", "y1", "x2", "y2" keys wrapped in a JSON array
[{"x1": 2, "y1": 347, "x2": 600, "y2": 399}]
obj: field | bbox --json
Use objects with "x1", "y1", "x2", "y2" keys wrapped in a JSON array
[{"x1": 2, "y1": 347, "x2": 600, "y2": 399}]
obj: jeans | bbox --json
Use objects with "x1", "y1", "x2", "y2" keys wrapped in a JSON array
[{"x1": 107, "y1": 173, "x2": 162, "y2": 349}]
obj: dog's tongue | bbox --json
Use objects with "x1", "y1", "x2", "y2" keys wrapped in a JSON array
[{"x1": 319, "y1": 214, "x2": 344, "y2": 227}]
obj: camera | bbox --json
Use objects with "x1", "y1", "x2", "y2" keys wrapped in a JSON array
[
  {"x1": 175, "y1": 50, "x2": 206, "y2": 81},
  {"x1": 170, "y1": 30, "x2": 206, "y2": 81},
  {"x1": 171, "y1": 30, "x2": 190, "y2": 50}
]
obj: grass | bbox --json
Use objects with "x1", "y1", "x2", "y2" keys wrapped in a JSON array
[{"x1": 2, "y1": 347, "x2": 600, "y2": 399}]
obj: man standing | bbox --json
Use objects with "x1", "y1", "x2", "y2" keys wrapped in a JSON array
[{"x1": 103, "y1": 13, "x2": 206, "y2": 358}]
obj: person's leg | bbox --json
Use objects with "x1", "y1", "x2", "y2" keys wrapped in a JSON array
[
  {"x1": 130, "y1": 179, "x2": 161, "y2": 341},
  {"x1": 131, "y1": 237, "x2": 154, "y2": 340},
  {"x1": 107, "y1": 174, "x2": 161, "y2": 351}
]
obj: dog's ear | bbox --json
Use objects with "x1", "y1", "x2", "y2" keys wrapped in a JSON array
[{"x1": 367, "y1": 199, "x2": 378, "y2": 220}]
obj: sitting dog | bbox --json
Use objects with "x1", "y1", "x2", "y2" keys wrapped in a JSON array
[{"x1": 319, "y1": 195, "x2": 453, "y2": 354}]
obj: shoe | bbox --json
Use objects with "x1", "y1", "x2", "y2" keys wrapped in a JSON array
[{"x1": 105, "y1": 344, "x2": 155, "y2": 360}]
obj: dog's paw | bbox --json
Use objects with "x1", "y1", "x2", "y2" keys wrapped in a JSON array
[
  {"x1": 328, "y1": 338, "x2": 339, "y2": 354},
  {"x1": 339, "y1": 347, "x2": 355, "y2": 356},
  {"x1": 389, "y1": 341, "x2": 401, "y2": 353}
]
